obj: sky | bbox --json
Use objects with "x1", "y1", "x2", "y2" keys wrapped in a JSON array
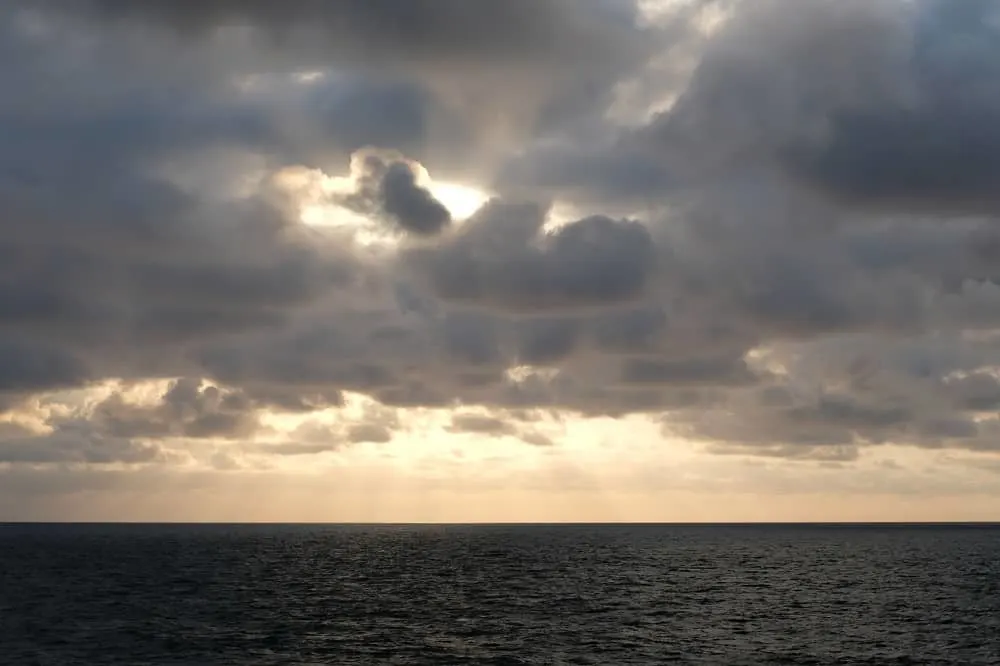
[{"x1": 1, "y1": 0, "x2": 999, "y2": 522}]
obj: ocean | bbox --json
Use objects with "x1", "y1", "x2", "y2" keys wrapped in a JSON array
[{"x1": 1, "y1": 523, "x2": 998, "y2": 665}]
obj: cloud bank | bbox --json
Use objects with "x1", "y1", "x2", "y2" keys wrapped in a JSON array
[{"x1": 1, "y1": 0, "x2": 1000, "y2": 487}]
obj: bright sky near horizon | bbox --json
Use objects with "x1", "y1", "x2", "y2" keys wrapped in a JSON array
[{"x1": 1, "y1": 0, "x2": 1000, "y2": 522}]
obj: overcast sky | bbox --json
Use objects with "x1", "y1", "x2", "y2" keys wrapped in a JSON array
[{"x1": 1, "y1": 0, "x2": 999, "y2": 522}]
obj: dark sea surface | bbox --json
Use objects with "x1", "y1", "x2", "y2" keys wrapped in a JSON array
[{"x1": 1, "y1": 524, "x2": 999, "y2": 665}]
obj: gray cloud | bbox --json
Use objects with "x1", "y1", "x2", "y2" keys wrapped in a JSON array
[
  {"x1": 2, "y1": 0, "x2": 1000, "y2": 478},
  {"x1": 505, "y1": 0, "x2": 1000, "y2": 218},
  {"x1": 0, "y1": 9, "x2": 369, "y2": 381},
  {"x1": 514, "y1": 318, "x2": 582, "y2": 366},
  {"x1": 51, "y1": 0, "x2": 656, "y2": 182},
  {"x1": 786, "y1": 0, "x2": 1000, "y2": 213},
  {"x1": 665, "y1": 333, "x2": 1000, "y2": 453},
  {"x1": 255, "y1": 441, "x2": 338, "y2": 457},
  {"x1": 650, "y1": 0, "x2": 1000, "y2": 215},
  {"x1": 707, "y1": 442, "x2": 860, "y2": 463},
  {"x1": 93, "y1": 379, "x2": 262, "y2": 440},
  {"x1": 77, "y1": 0, "x2": 646, "y2": 68},
  {"x1": 380, "y1": 162, "x2": 451, "y2": 234},
  {"x1": 0, "y1": 420, "x2": 163, "y2": 466},
  {"x1": 347, "y1": 423, "x2": 393, "y2": 445},
  {"x1": 241, "y1": 385, "x2": 345, "y2": 413},
  {"x1": 0, "y1": 338, "x2": 91, "y2": 402},
  {"x1": 447, "y1": 411, "x2": 555, "y2": 448},
  {"x1": 406, "y1": 201, "x2": 657, "y2": 313},
  {"x1": 520, "y1": 431, "x2": 556, "y2": 448},
  {"x1": 944, "y1": 371, "x2": 1000, "y2": 412},
  {"x1": 336, "y1": 150, "x2": 452, "y2": 235},
  {"x1": 620, "y1": 355, "x2": 761, "y2": 388},
  {"x1": 448, "y1": 413, "x2": 518, "y2": 437}
]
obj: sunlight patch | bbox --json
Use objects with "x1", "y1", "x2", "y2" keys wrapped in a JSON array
[
  {"x1": 280, "y1": 157, "x2": 489, "y2": 246},
  {"x1": 428, "y1": 181, "x2": 490, "y2": 221}
]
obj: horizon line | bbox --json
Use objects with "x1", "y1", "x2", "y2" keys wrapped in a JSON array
[{"x1": 3, "y1": 521, "x2": 999, "y2": 527}]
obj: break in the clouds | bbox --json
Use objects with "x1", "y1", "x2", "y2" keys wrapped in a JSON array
[{"x1": 1, "y1": 0, "x2": 1000, "y2": 505}]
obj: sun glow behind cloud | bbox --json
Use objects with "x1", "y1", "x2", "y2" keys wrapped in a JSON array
[
  {"x1": 290, "y1": 160, "x2": 490, "y2": 246},
  {"x1": 428, "y1": 181, "x2": 491, "y2": 221},
  {"x1": 6, "y1": 0, "x2": 1000, "y2": 524}
]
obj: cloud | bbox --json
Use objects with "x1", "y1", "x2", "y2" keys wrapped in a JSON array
[
  {"x1": 92, "y1": 379, "x2": 262, "y2": 440},
  {"x1": 1, "y1": 0, "x2": 1000, "y2": 488},
  {"x1": 448, "y1": 413, "x2": 518, "y2": 437},
  {"x1": 347, "y1": 423, "x2": 393, "y2": 444},
  {"x1": 707, "y1": 442, "x2": 861, "y2": 463},
  {"x1": 335, "y1": 149, "x2": 452, "y2": 235},
  {"x1": 945, "y1": 371, "x2": 1000, "y2": 412},
  {"x1": 78, "y1": 0, "x2": 646, "y2": 69},
  {"x1": 650, "y1": 0, "x2": 1000, "y2": 214},
  {"x1": 55, "y1": 0, "x2": 657, "y2": 180},
  {"x1": 620, "y1": 355, "x2": 761, "y2": 388},
  {"x1": 0, "y1": 339, "x2": 91, "y2": 406},
  {"x1": 665, "y1": 334, "x2": 1000, "y2": 453},
  {"x1": 447, "y1": 411, "x2": 556, "y2": 447},
  {"x1": 505, "y1": 0, "x2": 1000, "y2": 218},
  {"x1": 406, "y1": 201, "x2": 657, "y2": 313},
  {"x1": 519, "y1": 431, "x2": 556, "y2": 448},
  {"x1": 0, "y1": 420, "x2": 164, "y2": 465},
  {"x1": 785, "y1": 0, "x2": 1000, "y2": 213}
]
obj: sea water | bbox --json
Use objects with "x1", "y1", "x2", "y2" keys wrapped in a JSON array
[{"x1": 2, "y1": 523, "x2": 998, "y2": 665}]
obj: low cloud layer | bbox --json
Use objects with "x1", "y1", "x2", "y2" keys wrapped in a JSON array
[{"x1": 1, "y1": 0, "x2": 1000, "y2": 493}]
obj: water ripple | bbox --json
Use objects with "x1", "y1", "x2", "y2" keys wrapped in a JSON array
[{"x1": 2, "y1": 524, "x2": 998, "y2": 665}]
